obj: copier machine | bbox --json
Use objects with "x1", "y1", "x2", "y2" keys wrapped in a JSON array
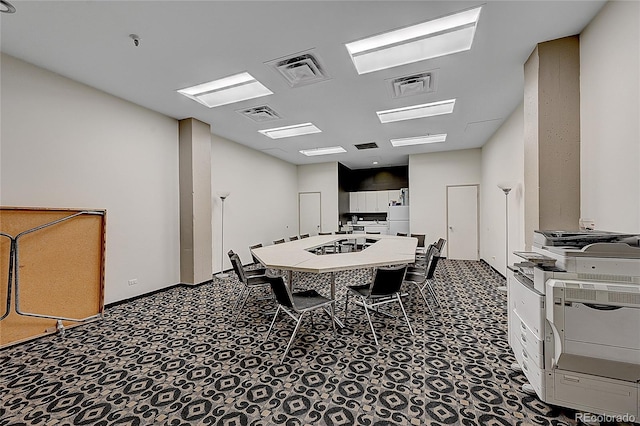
[{"x1": 508, "y1": 230, "x2": 640, "y2": 419}]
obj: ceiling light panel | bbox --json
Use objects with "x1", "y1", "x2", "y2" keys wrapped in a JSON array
[
  {"x1": 177, "y1": 72, "x2": 272, "y2": 108},
  {"x1": 377, "y1": 99, "x2": 455, "y2": 123},
  {"x1": 346, "y1": 6, "x2": 482, "y2": 74},
  {"x1": 391, "y1": 134, "x2": 447, "y2": 147},
  {"x1": 300, "y1": 146, "x2": 346, "y2": 156},
  {"x1": 259, "y1": 123, "x2": 321, "y2": 139}
]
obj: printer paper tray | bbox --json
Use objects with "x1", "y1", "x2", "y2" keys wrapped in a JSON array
[{"x1": 556, "y1": 353, "x2": 640, "y2": 382}]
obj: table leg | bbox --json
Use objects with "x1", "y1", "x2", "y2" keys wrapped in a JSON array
[
  {"x1": 287, "y1": 270, "x2": 293, "y2": 290},
  {"x1": 326, "y1": 271, "x2": 344, "y2": 329}
]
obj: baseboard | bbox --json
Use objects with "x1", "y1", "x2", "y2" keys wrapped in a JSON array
[
  {"x1": 105, "y1": 279, "x2": 212, "y2": 309},
  {"x1": 480, "y1": 258, "x2": 506, "y2": 279}
]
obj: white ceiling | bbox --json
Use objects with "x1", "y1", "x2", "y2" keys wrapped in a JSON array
[{"x1": 0, "y1": 0, "x2": 606, "y2": 169}]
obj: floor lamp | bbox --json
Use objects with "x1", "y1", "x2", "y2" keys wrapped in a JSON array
[
  {"x1": 216, "y1": 191, "x2": 230, "y2": 279},
  {"x1": 497, "y1": 185, "x2": 512, "y2": 293}
]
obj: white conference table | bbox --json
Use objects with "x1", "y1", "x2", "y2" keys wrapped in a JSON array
[{"x1": 251, "y1": 234, "x2": 418, "y2": 327}]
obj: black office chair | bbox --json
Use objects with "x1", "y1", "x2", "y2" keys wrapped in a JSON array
[
  {"x1": 228, "y1": 251, "x2": 272, "y2": 321},
  {"x1": 336, "y1": 230, "x2": 357, "y2": 252},
  {"x1": 411, "y1": 233, "x2": 426, "y2": 256},
  {"x1": 435, "y1": 238, "x2": 446, "y2": 257},
  {"x1": 363, "y1": 231, "x2": 380, "y2": 249},
  {"x1": 264, "y1": 275, "x2": 336, "y2": 363},
  {"x1": 404, "y1": 254, "x2": 442, "y2": 313},
  {"x1": 408, "y1": 244, "x2": 436, "y2": 271},
  {"x1": 411, "y1": 233, "x2": 426, "y2": 247},
  {"x1": 289, "y1": 235, "x2": 299, "y2": 241},
  {"x1": 273, "y1": 238, "x2": 285, "y2": 245},
  {"x1": 318, "y1": 232, "x2": 338, "y2": 254},
  {"x1": 396, "y1": 232, "x2": 408, "y2": 236},
  {"x1": 344, "y1": 264, "x2": 412, "y2": 345},
  {"x1": 248, "y1": 243, "x2": 263, "y2": 268},
  {"x1": 229, "y1": 249, "x2": 266, "y2": 277},
  {"x1": 300, "y1": 233, "x2": 310, "y2": 239}
]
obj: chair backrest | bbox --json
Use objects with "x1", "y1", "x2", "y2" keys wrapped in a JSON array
[
  {"x1": 267, "y1": 276, "x2": 294, "y2": 309},
  {"x1": 370, "y1": 264, "x2": 407, "y2": 296},
  {"x1": 289, "y1": 236, "x2": 299, "y2": 241},
  {"x1": 426, "y1": 255, "x2": 441, "y2": 280},
  {"x1": 300, "y1": 233, "x2": 310, "y2": 239},
  {"x1": 228, "y1": 251, "x2": 246, "y2": 283},
  {"x1": 435, "y1": 238, "x2": 446, "y2": 252},
  {"x1": 396, "y1": 232, "x2": 407, "y2": 236},
  {"x1": 249, "y1": 243, "x2": 263, "y2": 264},
  {"x1": 273, "y1": 238, "x2": 285, "y2": 245},
  {"x1": 335, "y1": 230, "x2": 347, "y2": 234},
  {"x1": 411, "y1": 234, "x2": 426, "y2": 248},
  {"x1": 318, "y1": 232, "x2": 332, "y2": 235}
]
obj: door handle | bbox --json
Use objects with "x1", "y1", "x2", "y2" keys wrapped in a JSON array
[{"x1": 449, "y1": 226, "x2": 453, "y2": 230}]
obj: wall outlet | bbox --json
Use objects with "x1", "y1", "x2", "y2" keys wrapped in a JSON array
[{"x1": 128, "y1": 279, "x2": 138, "y2": 286}]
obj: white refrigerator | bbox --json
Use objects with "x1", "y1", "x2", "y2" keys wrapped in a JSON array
[{"x1": 388, "y1": 206, "x2": 410, "y2": 235}]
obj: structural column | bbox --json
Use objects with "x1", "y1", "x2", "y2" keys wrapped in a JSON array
[
  {"x1": 179, "y1": 118, "x2": 213, "y2": 284},
  {"x1": 523, "y1": 36, "x2": 581, "y2": 248}
]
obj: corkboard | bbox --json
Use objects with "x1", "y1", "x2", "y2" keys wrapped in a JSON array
[{"x1": 0, "y1": 207, "x2": 106, "y2": 348}]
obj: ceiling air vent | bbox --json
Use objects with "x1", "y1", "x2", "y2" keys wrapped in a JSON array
[
  {"x1": 266, "y1": 49, "x2": 330, "y2": 88},
  {"x1": 354, "y1": 142, "x2": 379, "y2": 150},
  {"x1": 238, "y1": 105, "x2": 282, "y2": 123},
  {"x1": 387, "y1": 70, "x2": 437, "y2": 99}
]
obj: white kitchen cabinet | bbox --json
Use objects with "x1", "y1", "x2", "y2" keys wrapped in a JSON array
[
  {"x1": 349, "y1": 192, "x2": 359, "y2": 212},
  {"x1": 348, "y1": 190, "x2": 399, "y2": 213},
  {"x1": 377, "y1": 191, "x2": 390, "y2": 211},
  {"x1": 357, "y1": 192, "x2": 366, "y2": 211},
  {"x1": 365, "y1": 191, "x2": 377, "y2": 212}
]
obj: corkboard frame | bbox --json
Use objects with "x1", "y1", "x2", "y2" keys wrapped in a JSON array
[{"x1": 0, "y1": 206, "x2": 106, "y2": 348}]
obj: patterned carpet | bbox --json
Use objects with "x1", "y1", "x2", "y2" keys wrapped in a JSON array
[{"x1": 0, "y1": 259, "x2": 600, "y2": 425}]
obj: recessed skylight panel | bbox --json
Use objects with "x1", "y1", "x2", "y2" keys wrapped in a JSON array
[
  {"x1": 177, "y1": 72, "x2": 272, "y2": 108},
  {"x1": 299, "y1": 146, "x2": 346, "y2": 156},
  {"x1": 346, "y1": 6, "x2": 482, "y2": 74},
  {"x1": 391, "y1": 134, "x2": 447, "y2": 147},
  {"x1": 377, "y1": 99, "x2": 455, "y2": 123},
  {"x1": 259, "y1": 123, "x2": 321, "y2": 139}
]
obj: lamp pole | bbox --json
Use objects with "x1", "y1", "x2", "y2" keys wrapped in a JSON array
[
  {"x1": 497, "y1": 185, "x2": 512, "y2": 292},
  {"x1": 502, "y1": 187, "x2": 511, "y2": 272},
  {"x1": 216, "y1": 192, "x2": 230, "y2": 279}
]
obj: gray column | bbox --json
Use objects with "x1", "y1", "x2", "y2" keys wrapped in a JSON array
[
  {"x1": 524, "y1": 36, "x2": 581, "y2": 248},
  {"x1": 179, "y1": 118, "x2": 213, "y2": 284}
]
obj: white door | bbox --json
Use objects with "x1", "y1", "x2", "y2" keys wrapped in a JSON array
[
  {"x1": 447, "y1": 185, "x2": 479, "y2": 260},
  {"x1": 299, "y1": 192, "x2": 321, "y2": 235}
]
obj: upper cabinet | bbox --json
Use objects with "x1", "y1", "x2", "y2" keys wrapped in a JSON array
[
  {"x1": 349, "y1": 190, "x2": 394, "y2": 213},
  {"x1": 376, "y1": 192, "x2": 389, "y2": 212},
  {"x1": 365, "y1": 192, "x2": 377, "y2": 212}
]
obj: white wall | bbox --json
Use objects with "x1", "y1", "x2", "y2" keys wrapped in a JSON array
[
  {"x1": 580, "y1": 0, "x2": 640, "y2": 233},
  {"x1": 480, "y1": 103, "x2": 525, "y2": 275},
  {"x1": 409, "y1": 149, "x2": 482, "y2": 251},
  {"x1": 297, "y1": 162, "x2": 339, "y2": 234},
  {"x1": 211, "y1": 133, "x2": 298, "y2": 271},
  {"x1": 0, "y1": 54, "x2": 181, "y2": 304}
]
